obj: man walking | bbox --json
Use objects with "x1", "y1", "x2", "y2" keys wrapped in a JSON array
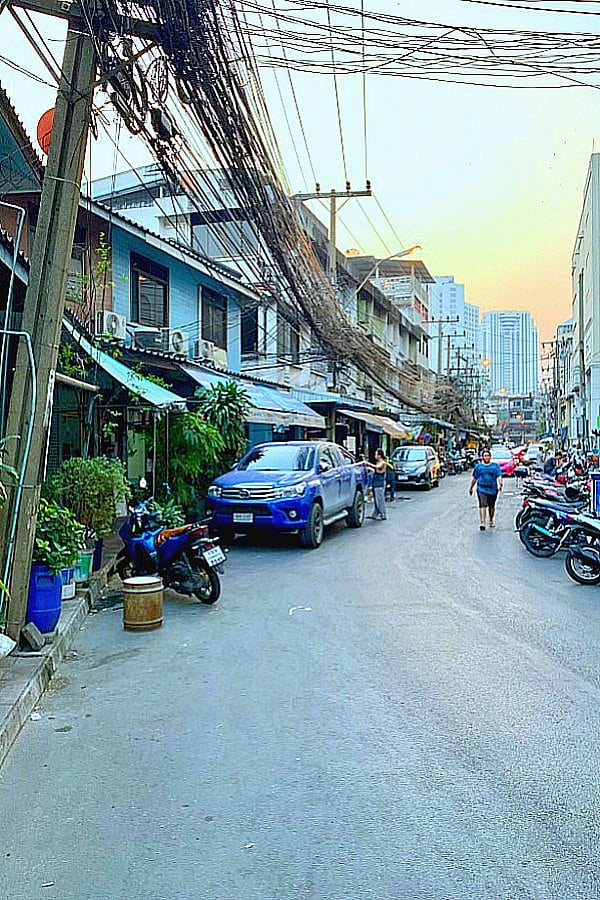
[
  {"x1": 367, "y1": 448, "x2": 388, "y2": 520},
  {"x1": 469, "y1": 448, "x2": 502, "y2": 531}
]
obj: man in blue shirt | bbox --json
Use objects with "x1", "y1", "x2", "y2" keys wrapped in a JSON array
[{"x1": 469, "y1": 448, "x2": 503, "y2": 531}]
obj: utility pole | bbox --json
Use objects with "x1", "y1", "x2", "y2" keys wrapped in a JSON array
[
  {"x1": 293, "y1": 185, "x2": 372, "y2": 291},
  {"x1": 425, "y1": 316, "x2": 459, "y2": 378},
  {"x1": 1, "y1": 26, "x2": 96, "y2": 640}
]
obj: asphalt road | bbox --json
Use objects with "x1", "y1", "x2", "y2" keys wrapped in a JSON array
[{"x1": 2, "y1": 476, "x2": 600, "y2": 900}]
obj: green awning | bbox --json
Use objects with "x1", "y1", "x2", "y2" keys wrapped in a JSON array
[{"x1": 65, "y1": 320, "x2": 186, "y2": 410}]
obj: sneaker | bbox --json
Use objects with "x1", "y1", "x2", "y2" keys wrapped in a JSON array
[{"x1": 479, "y1": 525, "x2": 486, "y2": 531}]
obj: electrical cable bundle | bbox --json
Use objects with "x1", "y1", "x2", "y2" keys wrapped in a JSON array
[{"x1": 77, "y1": 0, "x2": 445, "y2": 411}]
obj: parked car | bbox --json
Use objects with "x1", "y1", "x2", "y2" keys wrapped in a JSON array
[
  {"x1": 391, "y1": 445, "x2": 441, "y2": 490},
  {"x1": 490, "y1": 445, "x2": 516, "y2": 477},
  {"x1": 524, "y1": 443, "x2": 544, "y2": 466},
  {"x1": 206, "y1": 441, "x2": 369, "y2": 549}
]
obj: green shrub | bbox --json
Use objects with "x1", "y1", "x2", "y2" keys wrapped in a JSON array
[
  {"x1": 45, "y1": 456, "x2": 131, "y2": 540},
  {"x1": 34, "y1": 498, "x2": 86, "y2": 573}
]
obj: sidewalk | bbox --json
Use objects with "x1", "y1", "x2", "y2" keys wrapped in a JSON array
[{"x1": 0, "y1": 548, "x2": 116, "y2": 770}]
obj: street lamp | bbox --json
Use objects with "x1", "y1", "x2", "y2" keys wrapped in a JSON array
[{"x1": 351, "y1": 245, "x2": 422, "y2": 299}]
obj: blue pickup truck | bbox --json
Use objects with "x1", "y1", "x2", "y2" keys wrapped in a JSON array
[{"x1": 206, "y1": 441, "x2": 369, "y2": 548}]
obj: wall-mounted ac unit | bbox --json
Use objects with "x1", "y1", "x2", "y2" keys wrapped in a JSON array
[
  {"x1": 163, "y1": 328, "x2": 189, "y2": 357},
  {"x1": 213, "y1": 347, "x2": 228, "y2": 371},
  {"x1": 133, "y1": 330, "x2": 162, "y2": 352},
  {"x1": 193, "y1": 338, "x2": 216, "y2": 362},
  {"x1": 95, "y1": 310, "x2": 126, "y2": 342}
]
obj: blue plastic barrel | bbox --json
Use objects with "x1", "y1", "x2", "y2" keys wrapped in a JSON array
[{"x1": 26, "y1": 564, "x2": 62, "y2": 633}]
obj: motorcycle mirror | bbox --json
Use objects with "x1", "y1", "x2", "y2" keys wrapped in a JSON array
[{"x1": 139, "y1": 477, "x2": 148, "y2": 490}]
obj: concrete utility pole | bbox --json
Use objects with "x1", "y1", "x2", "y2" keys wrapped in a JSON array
[
  {"x1": 1, "y1": 27, "x2": 96, "y2": 640},
  {"x1": 293, "y1": 186, "x2": 372, "y2": 291},
  {"x1": 425, "y1": 316, "x2": 459, "y2": 378}
]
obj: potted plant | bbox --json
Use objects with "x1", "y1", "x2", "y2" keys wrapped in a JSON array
[
  {"x1": 28, "y1": 499, "x2": 86, "y2": 633},
  {"x1": 45, "y1": 457, "x2": 131, "y2": 571}
]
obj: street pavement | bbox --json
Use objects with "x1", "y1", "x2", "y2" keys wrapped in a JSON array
[{"x1": 2, "y1": 476, "x2": 599, "y2": 900}]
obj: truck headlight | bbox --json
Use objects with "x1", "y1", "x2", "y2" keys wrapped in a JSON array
[
  {"x1": 207, "y1": 485, "x2": 222, "y2": 498},
  {"x1": 277, "y1": 482, "x2": 307, "y2": 498}
]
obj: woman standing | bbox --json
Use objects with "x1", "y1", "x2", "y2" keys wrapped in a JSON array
[{"x1": 469, "y1": 448, "x2": 502, "y2": 531}]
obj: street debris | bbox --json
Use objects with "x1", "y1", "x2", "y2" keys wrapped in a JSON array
[
  {"x1": 288, "y1": 606, "x2": 312, "y2": 616},
  {"x1": 30, "y1": 712, "x2": 42, "y2": 721},
  {"x1": 243, "y1": 842, "x2": 254, "y2": 850}
]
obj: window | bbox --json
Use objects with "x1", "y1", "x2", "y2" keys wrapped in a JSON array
[
  {"x1": 201, "y1": 287, "x2": 228, "y2": 349},
  {"x1": 241, "y1": 307, "x2": 259, "y2": 355},
  {"x1": 131, "y1": 253, "x2": 169, "y2": 328},
  {"x1": 319, "y1": 446, "x2": 339, "y2": 472},
  {"x1": 277, "y1": 314, "x2": 300, "y2": 363},
  {"x1": 340, "y1": 448, "x2": 355, "y2": 466},
  {"x1": 238, "y1": 444, "x2": 315, "y2": 471}
]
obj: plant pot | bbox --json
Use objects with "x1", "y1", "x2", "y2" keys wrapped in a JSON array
[
  {"x1": 74, "y1": 550, "x2": 93, "y2": 584},
  {"x1": 60, "y1": 567, "x2": 76, "y2": 600},
  {"x1": 92, "y1": 538, "x2": 104, "y2": 572},
  {"x1": 26, "y1": 564, "x2": 62, "y2": 634}
]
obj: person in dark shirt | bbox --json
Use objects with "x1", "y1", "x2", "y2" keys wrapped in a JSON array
[
  {"x1": 367, "y1": 449, "x2": 388, "y2": 521},
  {"x1": 469, "y1": 448, "x2": 503, "y2": 531}
]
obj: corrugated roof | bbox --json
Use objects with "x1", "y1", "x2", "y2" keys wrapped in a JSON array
[{"x1": 0, "y1": 82, "x2": 43, "y2": 191}]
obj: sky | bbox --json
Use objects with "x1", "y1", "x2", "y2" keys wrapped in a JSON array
[{"x1": 2, "y1": 0, "x2": 600, "y2": 341}]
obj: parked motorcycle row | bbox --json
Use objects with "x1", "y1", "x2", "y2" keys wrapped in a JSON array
[{"x1": 515, "y1": 456, "x2": 600, "y2": 585}]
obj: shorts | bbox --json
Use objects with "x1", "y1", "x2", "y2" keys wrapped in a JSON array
[{"x1": 477, "y1": 490, "x2": 498, "y2": 511}]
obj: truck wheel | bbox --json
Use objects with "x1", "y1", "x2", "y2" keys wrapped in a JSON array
[
  {"x1": 347, "y1": 489, "x2": 365, "y2": 528},
  {"x1": 299, "y1": 502, "x2": 324, "y2": 548}
]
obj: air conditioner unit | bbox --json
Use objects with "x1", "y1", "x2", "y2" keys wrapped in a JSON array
[
  {"x1": 95, "y1": 310, "x2": 126, "y2": 342},
  {"x1": 163, "y1": 328, "x2": 189, "y2": 357},
  {"x1": 193, "y1": 339, "x2": 216, "y2": 362},
  {"x1": 213, "y1": 347, "x2": 228, "y2": 371},
  {"x1": 133, "y1": 329, "x2": 163, "y2": 352}
]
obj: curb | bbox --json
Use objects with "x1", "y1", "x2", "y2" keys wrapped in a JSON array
[{"x1": 0, "y1": 557, "x2": 114, "y2": 771}]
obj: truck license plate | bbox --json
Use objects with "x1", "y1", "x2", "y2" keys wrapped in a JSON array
[
  {"x1": 203, "y1": 546, "x2": 226, "y2": 567},
  {"x1": 233, "y1": 512, "x2": 254, "y2": 524}
]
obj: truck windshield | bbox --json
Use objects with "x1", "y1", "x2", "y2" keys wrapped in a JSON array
[
  {"x1": 238, "y1": 445, "x2": 315, "y2": 471},
  {"x1": 393, "y1": 448, "x2": 426, "y2": 462}
]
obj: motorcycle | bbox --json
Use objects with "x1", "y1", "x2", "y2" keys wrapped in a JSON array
[
  {"x1": 116, "y1": 501, "x2": 225, "y2": 604},
  {"x1": 564, "y1": 512, "x2": 600, "y2": 585},
  {"x1": 518, "y1": 505, "x2": 587, "y2": 558}
]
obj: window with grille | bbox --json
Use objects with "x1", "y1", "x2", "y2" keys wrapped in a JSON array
[
  {"x1": 131, "y1": 253, "x2": 169, "y2": 328},
  {"x1": 201, "y1": 287, "x2": 228, "y2": 349}
]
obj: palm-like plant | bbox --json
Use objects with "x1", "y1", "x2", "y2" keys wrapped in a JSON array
[{"x1": 195, "y1": 381, "x2": 252, "y2": 472}]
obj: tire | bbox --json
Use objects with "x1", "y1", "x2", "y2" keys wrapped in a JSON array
[
  {"x1": 300, "y1": 501, "x2": 324, "y2": 548},
  {"x1": 117, "y1": 553, "x2": 135, "y2": 582},
  {"x1": 190, "y1": 558, "x2": 221, "y2": 604},
  {"x1": 218, "y1": 529, "x2": 236, "y2": 546},
  {"x1": 519, "y1": 521, "x2": 559, "y2": 558},
  {"x1": 347, "y1": 489, "x2": 365, "y2": 528},
  {"x1": 565, "y1": 550, "x2": 600, "y2": 585}
]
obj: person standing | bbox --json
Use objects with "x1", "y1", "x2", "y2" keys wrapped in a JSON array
[
  {"x1": 367, "y1": 449, "x2": 388, "y2": 520},
  {"x1": 469, "y1": 448, "x2": 502, "y2": 531}
]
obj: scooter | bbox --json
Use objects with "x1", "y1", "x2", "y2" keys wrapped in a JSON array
[
  {"x1": 116, "y1": 501, "x2": 225, "y2": 604},
  {"x1": 564, "y1": 512, "x2": 600, "y2": 585}
]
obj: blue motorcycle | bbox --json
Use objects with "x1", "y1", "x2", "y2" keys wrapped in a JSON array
[{"x1": 117, "y1": 501, "x2": 225, "y2": 604}]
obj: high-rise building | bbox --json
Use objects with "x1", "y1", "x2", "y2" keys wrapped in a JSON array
[
  {"x1": 426, "y1": 276, "x2": 481, "y2": 375},
  {"x1": 481, "y1": 310, "x2": 539, "y2": 395}
]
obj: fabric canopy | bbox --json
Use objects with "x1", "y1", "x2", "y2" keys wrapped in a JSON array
[
  {"x1": 341, "y1": 409, "x2": 412, "y2": 439},
  {"x1": 65, "y1": 320, "x2": 186, "y2": 409},
  {"x1": 182, "y1": 364, "x2": 326, "y2": 429}
]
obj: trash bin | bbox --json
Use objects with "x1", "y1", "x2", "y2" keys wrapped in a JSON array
[{"x1": 123, "y1": 576, "x2": 164, "y2": 631}]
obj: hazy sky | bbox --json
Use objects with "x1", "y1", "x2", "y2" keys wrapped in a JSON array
[{"x1": 2, "y1": 0, "x2": 600, "y2": 340}]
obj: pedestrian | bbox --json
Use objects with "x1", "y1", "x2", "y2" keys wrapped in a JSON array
[
  {"x1": 385, "y1": 457, "x2": 396, "y2": 503},
  {"x1": 469, "y1": 448, "x2": 502, "y2": 531},
  {"x1": 367, "y1": 448, "x2": 388, "y2": 520}
]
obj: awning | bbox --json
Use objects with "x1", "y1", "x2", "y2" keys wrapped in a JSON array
[
  {"x1": 65, "y1": 320, "x2": 186, "y2": 409},
  {"x1": 341, "y1": 409, "x2": 412, "y2": 439},
  {"x1": 182, "y1": 364, "x2": 326, "y2": 429},
  {"x1": 291, "y1": 387, "x2": 372, "y2": 410}
]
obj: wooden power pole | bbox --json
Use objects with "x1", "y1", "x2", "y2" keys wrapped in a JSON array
[{"x1": 2, "y1": 28, "x2": 95, "y2": 640}]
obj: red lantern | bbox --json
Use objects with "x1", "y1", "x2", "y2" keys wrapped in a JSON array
[{"x1": 37, "y1": 108, "x2": 55, "y2": 155}]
